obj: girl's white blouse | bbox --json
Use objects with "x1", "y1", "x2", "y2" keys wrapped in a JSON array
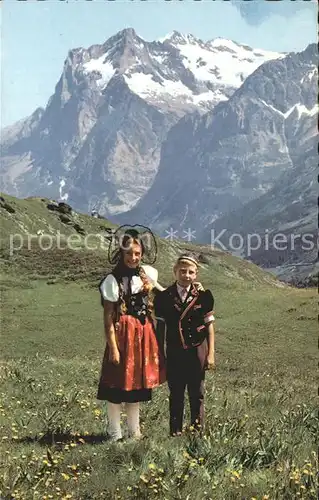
[{"x1": 100, "y1": 265, "x2": 159, "y2": 302}]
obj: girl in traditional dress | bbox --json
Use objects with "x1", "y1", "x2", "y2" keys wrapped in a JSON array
[{"x1": 97, "y1": 225, "x2": 166, "y2": 441}]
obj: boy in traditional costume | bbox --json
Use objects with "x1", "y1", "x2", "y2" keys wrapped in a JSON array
[{"x1": 155, "y1": 254, "x2": 215, "y2": 436}]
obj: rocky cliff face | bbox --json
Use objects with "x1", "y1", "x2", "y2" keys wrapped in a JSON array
[{"x1": 116, "y1": 44, "x2": 317, "y2": 243}]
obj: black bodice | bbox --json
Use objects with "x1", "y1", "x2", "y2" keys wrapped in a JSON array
[{"x1": 125, "y1": 292, "x2": 149, "y2": 324}]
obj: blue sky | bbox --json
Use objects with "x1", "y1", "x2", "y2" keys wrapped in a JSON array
[{"x1": 1, "y1": 0, "x2": 317, "y2": 128}]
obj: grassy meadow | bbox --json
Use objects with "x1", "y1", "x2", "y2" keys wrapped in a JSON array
[{"x1": 0, "y1": 195, "x2": 317, "y2": 499}]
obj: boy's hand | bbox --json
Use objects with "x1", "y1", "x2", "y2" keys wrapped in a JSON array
[{"x1": 206, "y1": 353, "x2": 215, "y2": 370}]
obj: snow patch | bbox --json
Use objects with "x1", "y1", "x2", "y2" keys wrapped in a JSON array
[
  {"x1": 124, "y1": 72, "x2": 224, "y2": 106},
  {"x1": 176, "y1": 40, "x2": 281, "y2": 87},
  {"x1": 158, "y1": 32, "x2": 200, "y2": 45},
  {"x1": 295, "y1": 103, "x2": 318, "y2": 118},
  {"x1": 152, "y1": 54, "x2": 166, "y2": 65},
  {"x1": 284, "y1": 103, "x2": 318, "y2": 119},
  {"x1": 180, "y1": 204, "x2": 189, "y2": 227},
  {"x1": 260, "y1": 99, "x2": 284, "y2": 116},
  {"x1": 193, "y1": 90, "x2": 227, "y2": 104},
  {"x1": 260, "y1": 100, "x2": 318, "y2": 120},
  {"x1": 157, "y1": 33, "x2": 173, "y2": 43},
  {"x1": 301, "y1": 67, "x2": 317, "y2": 83},
  {"x1": 125, "y1": 73, "x2": 189, "y2": 98},
  {"x1": 308, "y1": 104, "x2": 319, "y2": 117},
  {"x1": 83, "y1": 55, "x2": 115, "y2": 88},
  {"x1": 209, "y1": 38, "x2": 240, "y2": 52},
  {"x1": 59, "y1": 179, "x2": 69, "y2": 201}
]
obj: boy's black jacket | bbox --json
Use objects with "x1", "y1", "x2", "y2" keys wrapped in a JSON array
[{"x1": 154, "y1": 283, "x2": 214, "y2": 350}]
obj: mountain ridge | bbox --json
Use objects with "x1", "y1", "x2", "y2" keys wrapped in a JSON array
[
  {"x1": 1, "y1": 29, "x2": 282, "y2": 216},
  {"x1": 116, "y1": 42, "x2": 317, "y2": 230}
]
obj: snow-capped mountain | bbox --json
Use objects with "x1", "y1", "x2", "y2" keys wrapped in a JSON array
[
  {"x1": 81, "y1": 29, "x2": 282, "y2": 114},
  {"x1": 0, "y1": 28, "x2": 281, "y2": 214},
  {"x1": 121, "y1": 30, "x2": 282, "y2": 112},
  {"x1": 115, "y1": 43, "x2": 317, "y2": 255}
]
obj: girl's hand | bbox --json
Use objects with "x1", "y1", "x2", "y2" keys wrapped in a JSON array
[
  {"x1": 206, "y1": 353, "x2": 215, "y2": 370},
  {"x1": 194, "y1": 282, "x2": 204, "y2": 291},
  {"x1": 109, "y1": 347, "x2": 120, "y2": 365}
]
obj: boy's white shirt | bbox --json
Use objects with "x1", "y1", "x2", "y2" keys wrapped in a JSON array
[
  {"x1": 100, "y1": 264, "x2": 162, "y2": 302},
  {"x1": 176, "y1": 282, "x2": 191, "y2": 301}
]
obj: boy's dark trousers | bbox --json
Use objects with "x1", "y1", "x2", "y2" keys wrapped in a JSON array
[{"x1": 166, "y1": 340, "x2": 208, "y2": 435}]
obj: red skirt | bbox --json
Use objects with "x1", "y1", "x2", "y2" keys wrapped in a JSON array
[{"x1": 97, "y1": 314, "x2": 166, "y2": 401}]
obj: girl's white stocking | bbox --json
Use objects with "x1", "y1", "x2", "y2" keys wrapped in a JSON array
[
  {"x1": 107, "y1": 402, "x2": 122, "y2": 441},
  {"x1": 125, "y1": 402, "x2": 141, "y2": 438}
]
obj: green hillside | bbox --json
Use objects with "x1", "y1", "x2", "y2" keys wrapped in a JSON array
[
  {"x1": 0, "y1": 194, "x2": 317, "y2": 500},
  {"x1": 0, "y1": 193, "x2": 283, "y2": 287}
]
